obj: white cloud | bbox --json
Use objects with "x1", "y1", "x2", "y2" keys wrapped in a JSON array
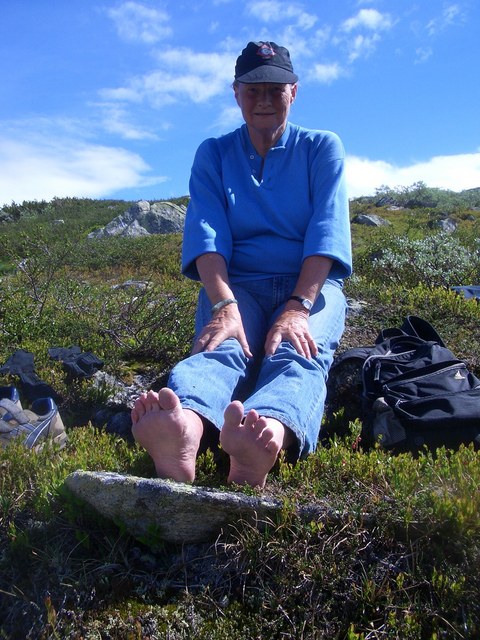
[
  {"x1": 102, "y1": 48, "x2": 236, "y2": 107},
  {"x1": 311, "y1": 26, "x2": 332, "y2": 49},
  {"x1": 306, "y1": 62, "x2": 344, "y2": 84},
  {"x1": 345, "y1": 152, "x2": 480, "y2": 198},
  {"x1": 427, "y1": 4, "x2": 464, "y2": 36},
  {"x1": 107, "y1": 1, "x2": 171, "y2": 44},
  {"x1": 414, "y1": 47, "x2": 433, "y2": 64},
  {"x1": 341, "y1": 8, "x2": 393, "y2": 33},
  {"x1": 347, "y1": 33, "x2": 380, "y2": 62},
  {"x1": 246, "y1": 1, "x2": 317, "y2": 30},
  {"x1": 96, "y1": 103, "x2": 160, "y2": 140},
  {"x1": 335, "y1": 9, "x2": 393, "y2": 63},
  {"x1": 0, "y1": 128, "x2": 166, "y2": 205},
  {"x1": 213, "y1": 106, "x2": 244, "y2": 132}
]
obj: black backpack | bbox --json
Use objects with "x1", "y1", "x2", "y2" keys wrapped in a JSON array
[{"x1": 325, "y1": 315, "x2": 480, "y2": 453}]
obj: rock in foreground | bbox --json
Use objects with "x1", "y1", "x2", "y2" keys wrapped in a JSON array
[
  {"x1": 65, "y1": 470, "x2": 344, "y2": 545},
  {"x1": 65, "y1": 470, "x2": 282, "y2": 544}
]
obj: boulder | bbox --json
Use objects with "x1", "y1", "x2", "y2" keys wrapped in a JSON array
[
  {"x1": 0, "y1": 210, "x2": 13, "y2": 224},
  {"x1": 351, "y1": 214, "x2": 391, "y2": 227},
  {"x1": 88, "y1": 200, "x2": 186, "y2": 239},
  {"x1": 428, "y1": 217, "x2": 457, "y2": 233},
  {"x1": 375, "y1": 195, "x2": 396, "y2": 207}
]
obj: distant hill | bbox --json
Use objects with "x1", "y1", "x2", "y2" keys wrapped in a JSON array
[
  {"x1": 1, "y1": 184, "x2": 479, "y2": 229},
  {"x1": 352, "y1": 181, "x2": 480, "y2": 211},
  {"x1": 0, "y1": 196, "x2": 190, "y2": 226}
]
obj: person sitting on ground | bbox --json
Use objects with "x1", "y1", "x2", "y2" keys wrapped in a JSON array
[{"x1": 131, "y1": 40, "x2": 352, "y2": 489}]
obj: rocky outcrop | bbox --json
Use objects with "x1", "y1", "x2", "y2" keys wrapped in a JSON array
[{"x1": 88, "y1": 200, "x2": 186, "y2": 239}]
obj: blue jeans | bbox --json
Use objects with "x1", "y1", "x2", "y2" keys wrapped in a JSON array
[{"x1": 168, "y1": 276, "x2": 347, "y2": 458}]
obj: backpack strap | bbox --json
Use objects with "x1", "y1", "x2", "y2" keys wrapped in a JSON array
[{"x1": 400, "y1": 315, "x2": 445, "y2": 346}]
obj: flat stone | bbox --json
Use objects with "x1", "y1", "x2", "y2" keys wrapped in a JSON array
[
  {"x1": 65, "y1": 471, "x2": 283, "y2": 544},
  {"x1": 64, "y1": 470, "x2": 345, "y2": 545}
]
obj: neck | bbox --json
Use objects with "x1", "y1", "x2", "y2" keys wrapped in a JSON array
[{"x1": 248, "y1": 123, "x2": 287, "y2": 157}]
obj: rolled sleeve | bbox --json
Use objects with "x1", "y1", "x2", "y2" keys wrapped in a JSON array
[
  {"x1": 302, "y1": 133, "x2": 352, "y2": 280},
  {"x1": 182, "y1": 139, "x2": 233, "y2": 281}
]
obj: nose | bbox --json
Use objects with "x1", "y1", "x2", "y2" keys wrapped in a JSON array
[{"x1": 257, "y1": 88, "x2": 271, "y2": 104}]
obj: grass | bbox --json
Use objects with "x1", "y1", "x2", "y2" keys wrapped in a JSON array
[{"x1": 1, "y1": 194, "x2": 480, "y2": 639}]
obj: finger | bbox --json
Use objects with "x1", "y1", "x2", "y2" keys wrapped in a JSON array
[
  {"x1": 238, "y1": 332, "x2": 253, "y2": 359},
  {"x1": 191, "y1": 337, "x2": 206, "y2": 355},
  {"x1": 192, "y1": 327, "x2": 216, "y2": 353},
  {"x1": 240, "y1": 341, "x2": 253, "y2": 359},
  {"x1": 307, "y1": 334, "x2": 318, "y2": 357},
  {"x1": 292, "y1": 334, "x2": 310, "y2": 359},
  {"x1": 202, "y1": 334, "x2": 223, "y2": 352},
  {"x1": 265, "y1": 331, "x2": 282, "y2": 356}
]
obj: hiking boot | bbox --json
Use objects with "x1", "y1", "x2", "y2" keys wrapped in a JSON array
[{"x1": 0, "y1": 396, "x2": 67, "y2": 451}]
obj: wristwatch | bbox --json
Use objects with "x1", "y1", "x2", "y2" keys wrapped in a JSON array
[{"x1": 288, "y1": 295, "x2": 313, "y2": 312}]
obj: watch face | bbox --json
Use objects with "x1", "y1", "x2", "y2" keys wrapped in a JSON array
[
  {"x1": 288, "y1": 295, "x2": 313, "y2": 311},
  {"x1": 302, "y1": 298, "x2": 313, "y2": 311}
]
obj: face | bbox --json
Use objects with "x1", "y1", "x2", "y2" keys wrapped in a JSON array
[{"x1": 234, "y1": 82, "x2": 297, "y2": 138}]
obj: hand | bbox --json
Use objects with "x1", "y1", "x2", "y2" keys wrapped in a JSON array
[
  {"x1": 264, "y1": 309, "x2": 318, "y2": 359},
  {"x1": 191, "y1": 303, "x2": 253, "y2": 358}
]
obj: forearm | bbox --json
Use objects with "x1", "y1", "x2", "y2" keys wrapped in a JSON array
[
  {"x1": 265, "y1": 255, "x2": 333, "y2": 357},
  {"x1": 195, "y1": 253, "x2": 234, "y2": 305},
  {"x1": 194, "y1": 252, "x2": 252, "y2": 357},
  {"x1": 285, "y1": 255, "x2": 333, "y2": 312}
]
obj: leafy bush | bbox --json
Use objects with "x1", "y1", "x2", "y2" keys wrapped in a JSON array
[
  {"x1": 367, "y1": 181, "x2": 480, "y2": 212},
  {"x1": 0, "y1": 191, "x2": 480, "y2": 639},
  {"x1": 356, "y1": 231, "x2": 480, "y2": 288}
]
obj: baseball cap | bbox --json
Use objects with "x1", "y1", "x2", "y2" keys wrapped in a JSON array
[{"x1": 234, "y1": 41, "x2": 298, "y2": 84}]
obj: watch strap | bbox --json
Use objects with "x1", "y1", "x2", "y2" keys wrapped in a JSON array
[{"x1": 288, "y1": 295, "x2": 313, "y2": 311}]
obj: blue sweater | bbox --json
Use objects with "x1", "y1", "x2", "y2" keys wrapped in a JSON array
[{"x1": 182, "y1": 122, "x2": 352, "y2": 284}]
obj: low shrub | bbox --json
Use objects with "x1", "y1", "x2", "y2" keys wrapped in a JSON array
[
  {"x1": 355, "y1": 231, "x2": 480, "y2": 288},
  {"x1": 0, "y1": 193, "x2": 480, "y2": 639}
]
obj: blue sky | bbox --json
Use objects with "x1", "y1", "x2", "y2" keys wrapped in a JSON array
[{"x1": 1, "y1": 0, "x2": 479, "y2": 206}]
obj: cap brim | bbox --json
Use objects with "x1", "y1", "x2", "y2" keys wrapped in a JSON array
[{"x1": 235, "y1": 67, "x2": 298, "y2": 84}]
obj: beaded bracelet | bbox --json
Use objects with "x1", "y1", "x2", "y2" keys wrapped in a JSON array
[{"x1": 211, "y1": 298, "x2": 238, "y2": 314}]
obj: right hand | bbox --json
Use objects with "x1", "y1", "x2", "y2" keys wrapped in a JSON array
[{"x1": 191, "y1": 303, "x2": 252, "y2": 358}]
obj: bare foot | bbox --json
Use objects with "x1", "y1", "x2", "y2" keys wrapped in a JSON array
[
  {"x1": 219, "y1": 401, "x2": 286, "y2": 489},
  {"x1": 131, "y1": 388, "x2": 203, "y2": 483}
]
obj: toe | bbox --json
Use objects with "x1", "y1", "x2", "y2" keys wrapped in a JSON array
[
  {"x1": 258, "y1": 426, "x2": 275, "y2": 446},
  {"x1": 243, "y1": 408, "x2": 260, "y2": 430},
  {"x1": 252, "y1": 416, "x2": 268, "y2": 437},
  {"x1": 223, "y1": 400, "x2": 245, "y2": 429},
  {"x1": 157, "y1": 387, "x2": 181, "y2": 411},
  {"x1": 132, "y1": 394, "x2": 148, "y2": 418}
]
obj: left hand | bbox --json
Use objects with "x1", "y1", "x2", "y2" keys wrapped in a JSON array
[{"x1": 264, "y1": 309, "x2": 318, "y2": 359}]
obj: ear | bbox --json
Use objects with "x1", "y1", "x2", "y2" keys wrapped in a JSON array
[
  {"x1": 233, "y1": 82, "x2": 240, "y2": 102},
  {"x1": 290, "y1": 83, "x2": 298, "y2": 103}
]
